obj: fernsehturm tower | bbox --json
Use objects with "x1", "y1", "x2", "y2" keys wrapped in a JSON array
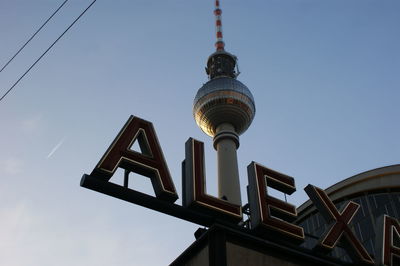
[{"x1": 193, "y1": 0, "x2": 256, "y2": 206}]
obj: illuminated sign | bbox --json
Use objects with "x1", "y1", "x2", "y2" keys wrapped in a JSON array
[
  {"x1": 375, "y1": 215, "x2": 400, "y2": 266},
  {"x1": 183, "y1": 138, "x2": 242, "y2": 222},
  {"x1": 305, "y1": 185, "x2": 373, "y2": 264},
  {"x1": 247, "y1": 162, "x2": 304, "y2": 242},
  {"x1": 81, "y1": 115, "x2": 400, "y2": 265}
]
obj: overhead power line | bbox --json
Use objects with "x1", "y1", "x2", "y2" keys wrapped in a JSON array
[
  {"x1": 0, "y1": 0, "x2": 97, "y2": 103},
  {"x1": 0, "y1": 0, "x2": 69, "y2": 73}
]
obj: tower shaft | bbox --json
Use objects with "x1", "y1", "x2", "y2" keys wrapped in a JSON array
[{"x1": 214, "y1": 123, "x2": 242, "y2": 205}]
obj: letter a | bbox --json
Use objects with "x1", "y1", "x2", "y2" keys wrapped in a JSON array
[{"x1": 91, "y1": 116, "x2": 178, "y2": 202}]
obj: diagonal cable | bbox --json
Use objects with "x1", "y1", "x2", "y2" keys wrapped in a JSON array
[
  {"x1": 0, "y1": 0, "x2": 69, "y2": 73},
  {"x1": 0, "y1": 0, "x2": 97, "y2": 103}
]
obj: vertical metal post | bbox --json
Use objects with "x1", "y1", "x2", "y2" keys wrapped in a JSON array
[{"x1": 124, "y1": 169, "x2": 129, "y2": 188}]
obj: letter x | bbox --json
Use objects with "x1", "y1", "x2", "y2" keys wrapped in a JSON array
[{"x1": 305, "y1": 185, "x2": 374, "y2": 265}]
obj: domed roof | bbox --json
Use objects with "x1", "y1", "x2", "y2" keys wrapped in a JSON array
[{"x1": 297, "y1": 164, "x2": 400, "y2": 217}]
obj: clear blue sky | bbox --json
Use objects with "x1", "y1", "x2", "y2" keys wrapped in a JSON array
[{"x1": 0, "y1": 0, "x2": 399, "y2": 265}]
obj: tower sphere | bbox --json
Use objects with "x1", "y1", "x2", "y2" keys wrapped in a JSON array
[{"x1": 193, "y1": 76, "x2": 256, "y2": 137}]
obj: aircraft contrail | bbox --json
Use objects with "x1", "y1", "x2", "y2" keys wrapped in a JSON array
[{"x1": 47, "y1": 137, "x2": 66, "y2": 159}]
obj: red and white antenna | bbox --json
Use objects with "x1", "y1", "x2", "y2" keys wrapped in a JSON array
[{"x1": 214, "y1": 0, "x2": 225, "y2": 51}]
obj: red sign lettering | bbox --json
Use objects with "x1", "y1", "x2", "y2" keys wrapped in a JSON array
[
  {"x1": 375, "y1": 215, "x2": 400, "y2": 266},
  {"x1": 182, "y1": 138, "x2": 242, "y2": 222},
  {"x1": 304, "y1": 185, "x2": 374, "y2": 264},
  {"x1": 247, "y1": 162, "x2": 304, "y2": 241},
  {"x1": 92, "y1": 116, "x2": 178, "y2": 202}
]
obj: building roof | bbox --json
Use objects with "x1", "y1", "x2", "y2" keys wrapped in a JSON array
[{"x1": 297, "y1": 164, "x2": 400, "y2": 219}]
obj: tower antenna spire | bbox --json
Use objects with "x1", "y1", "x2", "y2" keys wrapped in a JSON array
[{"x1": 214, "y1": 0, "x2": 225, "y2": 51}]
